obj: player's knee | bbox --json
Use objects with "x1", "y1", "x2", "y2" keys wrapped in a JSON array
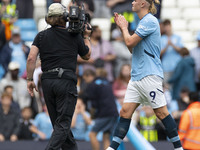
[
  {"x1": 155, "y1": 111, "x2": 169, "y2": 120},
  {"x1": 154, "y1": 106, "x2": 169, "y2": 120},
  {"x1": 120, "y1": 107, "x2": 131, "y2": 119}
]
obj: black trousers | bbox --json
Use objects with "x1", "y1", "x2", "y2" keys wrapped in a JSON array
[{"x1": 41, "y1": 78, "x2": 78, "y2": 150}]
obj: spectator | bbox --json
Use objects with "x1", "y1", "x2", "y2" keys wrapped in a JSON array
[
  {"x1": 18, "y1": 107, "x2": 34, "y2": 140},
  {"x1": 179, "y1": 92, "x2": 200, "y2": 149},
  {"x1": 71, "y1": 97, "x2": 92, "y2": 141},
  {"x1": 0, "y1": 17, "x2": 11, "y2": 78},
  {"x1": 9, "y1": 27, "x2": 28, "y2": 76},
  {"x1": 0, "y1": 61, "x2": 31, "y2": 109},
  {"x1": 16, "y1": 0, "x2": 33, "y2": 18},
  {"x1": 30, "y1": 104, "x2": 53, "y2": 140},
  {"x1": 159, "y1": 20, "x2": 165, "y2": 36},
  {"x1": 171, "y1": 87, "x2": 190, "y2": 127},
  {"x1": 111, "y1": 28, "x2": 131, "y2": 76},
  {"x1": 137, "y1": 106, "x2": 158, "y2": 142},
  {"x1": 112, "y1": 64, "x2": 131, "y2": 105},
  {"x1": 46, "y1": 0, "x2": 53, "y2": 10},
  {"x1": 0, "y1": 17, "x2": 6, "y2": 79},
  {"x1": 3, "y1": 85, "x2": 20, "y2": 111},
  {"x1": 84, "y1": 66, "x2": 118, "y2": 150},
  {"x1": 160, "y1": 19, "x2": 184, "y2": 84},
  {"x1": 93, "y1": 0, "x2": 111, "y2": 18},
  {"x1": 47, "y1": 0, "x2": 68, "y2": 9},
  {"x1": 153, "y1": 0, "x2": 162, "y2": 20},
  {"x1": 0, "y1": 0, "x2": 18, "y2": 40},
  {"x1": 0, "y1": 65, "x2": 5, "y2": 80},
  {"x1": 163, "y1": 83, "x2": 172, "y2": 109},
  {"x1": 78, "y1": 26, "x2": 116, "y2": 82},
  {"x1": 76, "y1": 0, "x2": 94, "y2": 18},
  {"x1": 107, "y1": 0, "x2": 134, "y2": 32},
  {"x1": 53, "y1": 0, "x2": 61, "y2": 3},
  {"x1": 168, "y1": 47, "x2": 196, "y2": 100},
  {"x1": 80, "y1": 69, "x2": 96, "y2": 108},
  {"x1": 0, "y1": 16, "x2": 6, "y2": 50},
  {"x1": 190, "y1": 31, "x2": 200, "y2": 92},
  {"x1": 0, "y1": 92, "x2": 20, "y2": 142}
]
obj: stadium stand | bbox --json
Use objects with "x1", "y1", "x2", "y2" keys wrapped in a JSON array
[
  {"x1": 90, "y1": 18, "x2": 111, "y2": 41},
  {"x1": 177, "y1": 0, "x2": 200, "y2": 8},
  {"x1": 33, "y1": 0, "x2": 46, "y2": 23},
  {"x1": 162, "y1": 0, "x2": 176, "y2": 8},
  {"x1": 161, "y1": 0, "x2": 200, "y2": 49},
  {"x1": 37, "y1": 18, "x2": 50, "y2": 32},
  {"x1": 14, "y1": 19, "x2": 37, "y2": 31},
  {"x1": 14, "y1": 19, "x2": 38, "y2": 42}
]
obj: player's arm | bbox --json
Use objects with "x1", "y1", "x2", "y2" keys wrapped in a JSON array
[
  {"x1": 114, "y1": 13, "x2": 142, "y2": 53},
  {"x1": 122, "y1": 30, "x2": 142, "y2": 53}
]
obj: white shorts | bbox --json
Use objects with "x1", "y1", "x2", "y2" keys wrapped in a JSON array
[{"x1": 124, "y1": 75, "x2": 167, "y2": 109}]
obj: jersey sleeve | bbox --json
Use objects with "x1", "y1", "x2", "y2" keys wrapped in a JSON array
[
  {"x1": 77, "y1": 35, "x2": 89, "y2": 57},
  {"x1": 135, "y1": 19, "x2": 157, "y2": 39},
  {"x1": 32, "y1": 32, "x2": 41, "y2": 49}
]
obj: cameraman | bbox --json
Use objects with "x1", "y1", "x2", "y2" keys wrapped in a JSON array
[{"x1": 26, "y1": 3, "x2": 92, "y2": 150}]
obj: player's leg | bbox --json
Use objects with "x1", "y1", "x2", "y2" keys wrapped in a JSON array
[
  {"x1": 143, "y1": 75, "x2": 183, "y2": 150},
  {"x1": 154, "y1": 106, "x2": 183, "y2": 150},
  {"x1": 107, "y1": 80, "x2": 141, "y2": 150},
  {"x1": 89, "y1": 131, "x2": 99, "y2": 150},
  {"x1": 107, "y1": 102, "x2": 140, "y2": 150}
]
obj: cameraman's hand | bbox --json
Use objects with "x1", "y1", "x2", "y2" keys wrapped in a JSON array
[
  {"x1": 27, "y1": 81, "x2": 38, "y2": 97},
  {"x1": 84, "y1": 23, "x2": 92, "y2": 37}
]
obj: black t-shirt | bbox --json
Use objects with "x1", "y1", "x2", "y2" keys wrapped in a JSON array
[{"x1": 32, "y1": 27, "x2": 89, "y2": 81}]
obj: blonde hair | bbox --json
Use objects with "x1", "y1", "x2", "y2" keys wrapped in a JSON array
[{"x1": 146, "y1": 0, "x2": 160, "y2": 15}]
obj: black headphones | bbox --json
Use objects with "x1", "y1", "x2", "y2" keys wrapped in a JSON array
[
  {"x1": 61, "y1": 4, "x2": 69, "y2": 22},
  {"x1": 45, "y1": 4, "x2": 68, "y2": 23}
]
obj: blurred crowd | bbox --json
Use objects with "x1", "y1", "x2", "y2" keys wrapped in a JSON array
[{"x1": 0, "y1": 0, "x2": 200, "y2": 149}]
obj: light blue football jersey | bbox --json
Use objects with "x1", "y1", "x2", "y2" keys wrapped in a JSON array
[{"x1": 131, "y1": 13, "x2": 163, "y2": 81}]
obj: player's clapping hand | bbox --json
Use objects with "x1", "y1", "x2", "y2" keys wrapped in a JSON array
[{"x1": 114, "y1": 12, "x2": 128, "y2": 30}]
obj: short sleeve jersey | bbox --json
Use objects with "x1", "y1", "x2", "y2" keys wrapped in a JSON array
[
  {"x1": 32, "y1": 27, "x2": 89, "y2": 73},
  {"x1": 132, "y1": 13, "x2": 163, "y2": 81}
]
